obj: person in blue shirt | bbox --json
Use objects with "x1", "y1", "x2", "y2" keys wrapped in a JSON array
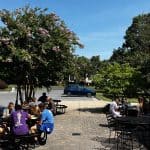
[{"x1": 31, "y1": 103, "x2": 54, "y2": 134}]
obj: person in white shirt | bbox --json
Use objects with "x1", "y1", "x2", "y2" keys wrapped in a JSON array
[{"x1": 109, "y1": 98, "x2": 122, "y2": 118}]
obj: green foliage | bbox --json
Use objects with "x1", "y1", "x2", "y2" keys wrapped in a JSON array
[
  {"x1": 69, "y1": 55, "x2": 101, "y2": 83},
  {"x1": 124, "y1": 13, "x2": 150, "y2": 53},
  {"x1": 110, "y1": 13, "x2": 150, "y2": 95},
  {"x1": 93, "y1": 62, "x2": 139, "y2": 97},
  {"x1": 75, "y1": 56, "x2": 91, "y2": 81},
  {"x1": 0, "y1": 6, "x2": 83, "y2": 99}
]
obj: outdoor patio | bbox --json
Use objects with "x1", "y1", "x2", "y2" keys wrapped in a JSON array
[{"x1": 35, "y1": 100, "x2": 118, "y2": 150}]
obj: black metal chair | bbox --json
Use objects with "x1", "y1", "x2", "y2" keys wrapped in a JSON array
[
  {"x1": 133, "y1": 125, "x2": 150, "y2": 150},
  {"x1": 116, "y1": 123, "x2": 134, "y2": 150},
  {"x1": 105, "y1": 113, "x2": 118, "y2": 143}
]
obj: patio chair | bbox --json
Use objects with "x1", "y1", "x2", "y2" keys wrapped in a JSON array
[
  {"x1": 105, "y1": 112, "x2": 118, "y2": 143},
  {"x1": 133, "y1": 125, "x2": 150, "y2": 150},
  {"x1": 116, "y1": 124, "x2": 134, "y2": 150}
]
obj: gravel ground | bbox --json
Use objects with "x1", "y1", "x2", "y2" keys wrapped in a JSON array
[{"x1": 35, "y1": 99, "x2": 117, "y2": 150}]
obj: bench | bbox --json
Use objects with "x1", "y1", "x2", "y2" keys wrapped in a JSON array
[
  {"x1": 0, "y1": 131, "x2": 47, "y2": 149},
  {"x1": 56, "y1": 104, "x2": 68, "y2": 114},
  {"x1": 13, "y1": 131, "x2": 47, "y2": 147}
]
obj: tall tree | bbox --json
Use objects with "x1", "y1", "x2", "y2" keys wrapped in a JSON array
[
  {"x1": 90, "y1": 55, "x2": 101, "y2": 74},
  {"x1": 110, "y1": 13, "x2": 150, "y2": 95},
  {"x1": 75, "y1": 56, "x2": 91, "y2": 82},
  {"x1": 0, "y1": 6, "x2": 83, "y2": 102}
]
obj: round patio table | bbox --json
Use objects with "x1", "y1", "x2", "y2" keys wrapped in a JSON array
[{"x1": 116, "y1": 116, "x2": 150, "y2": 127}]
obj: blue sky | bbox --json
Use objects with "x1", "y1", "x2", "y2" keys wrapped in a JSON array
[{"x1": 0, "y1": 0, "x2": 150, "y2": 60}]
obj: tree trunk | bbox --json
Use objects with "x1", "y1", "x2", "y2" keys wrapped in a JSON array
[
  {"x1": 16, "y1": 85, "x2": 23, "y2": 105},
  {"x1": 16, "y1": 84, "x2": 35, "y2": 104},
  {"x1": 29, "y1": 85, "x2": 35, "y2": 99}
]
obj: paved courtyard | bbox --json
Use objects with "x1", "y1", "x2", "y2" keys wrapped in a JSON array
[{"x1": 36, "y1": 99, "x2": 117, "y2": 150}]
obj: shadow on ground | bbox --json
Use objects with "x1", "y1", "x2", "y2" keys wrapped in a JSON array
[
  {"x1": 77, "y1": 107, "x2": 104, "y2": 114},
  {"x1": 91, "y1": 136, "x2": 117, "y2": 150},
  {"x1": 61, "y1": 95, "x2": 91, "y2": 98},
  {"x1": 99, "y1": 123, "x2": 109, "y2": 127}
]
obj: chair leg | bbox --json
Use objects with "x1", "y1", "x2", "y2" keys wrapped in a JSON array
[{"x1": 109, "y1": 130, "x2": 111, "y2": 143}]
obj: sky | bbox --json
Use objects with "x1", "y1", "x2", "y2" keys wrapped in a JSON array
[{"x1": 0, "y1": 0, "x2": 150, "y2": 60}]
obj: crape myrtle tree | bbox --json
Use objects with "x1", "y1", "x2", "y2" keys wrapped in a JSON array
[{"x1": 0, "y1": 6, "x2": 83, "y2": 103}]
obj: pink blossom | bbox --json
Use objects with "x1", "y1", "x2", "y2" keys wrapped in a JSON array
[
  {"x1": 52, "y1": 46, "x2": 60, "y2": 52},
  {"x1": 38, "y1": 27, "x2": 49, "y2": 36}
]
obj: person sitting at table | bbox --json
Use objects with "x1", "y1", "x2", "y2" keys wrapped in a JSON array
[
  {"x1": 10, "y1": 104, "x2": 30, "y2": 136},
  {"x1": 121, "y1": 97, "x2": 129, "y2": 115},
  {"x1": 30, "y1": 103, "x2": 54, "y2": 134},
  {"x1": 137, "y1": 97, "x2": 144, "y2": 115},
  {"x1": 28, "y1": 97, "x2": 38, "y2": 105},
  {"x1": 38, "y1": 92, "x2": 48, "y2": 103},
  {"x1": 29, "y1": 103, "x2": 41, "y2": 117},
  {"x1": 46, "y1": 97, "x2": 56, "y2": 115},
  {"x1": 3, "y1": 102, "x2": 15, "y2": 118},
  {"x1": 0, "y1": 125, "x2": 5, "y2": 135},
  {"x1": 0, "y1": 102, "x2": 15, "y2": 135},
  {"x1": 109, "y1": 98, "x2": 122, "y2": 118}
]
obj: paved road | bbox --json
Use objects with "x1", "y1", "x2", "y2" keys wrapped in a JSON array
[{"x1": 0, "y1": 89, "x2": 94, "y2": 107}]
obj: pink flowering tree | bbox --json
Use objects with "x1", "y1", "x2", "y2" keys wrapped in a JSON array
[{"x1": 0, "y1": 6, "x2": 83, "y2": 103}]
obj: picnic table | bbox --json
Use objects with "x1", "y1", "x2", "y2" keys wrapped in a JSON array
[
  {"x1": 53, "y1": 99, "x2": 61, "y2": 105},
  {"x1": 0, "y1": 114, "x2": 47, "y2": 149},
  {"x1": 52, "y1": 99, "x2": 67, "y2": 114}
]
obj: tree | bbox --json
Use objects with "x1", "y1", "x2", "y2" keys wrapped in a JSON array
[
  {"x1": 90, "y1": 55, "x2": 101, "y2": 74},
  {"x1": 92, "y1": 62, "x2": 139, "y2": 97},
  {"x1": 0, "y1": 6, "x2": 83, "y2": 103},
  {"x1": 75, "y1": 56, "x2": 91, "y2": 82},
  {"x1": 123, "y1": 13, "x2": 150, "y2": 54},
  {"x1": 110, "y1": 13, "x2": 150, "y2": 95}
]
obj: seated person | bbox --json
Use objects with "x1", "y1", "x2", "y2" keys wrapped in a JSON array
[
  {"x1": 137, "y1": 97, "x2": 144, "y2": 115},
  {"x1": 38, "y1": 93, "x2": 47, "y2": 103},
  {"x1": 11, "y1": 105, "x2": 30, "y2": 136},
  {"x1": 28, "y1": 97, "x2": 38, "y2": 105},
  {"x1": 121, "y1": 98, "x2": 129, "y2": 115},
  {"x1": 0, "y1": 102, "x2": 15, "y2": 135},
  {"x1": 0, "y1": 122, "x2": 8, "y2": 136},
  {"x1": 31, "y1": 103, "x2": 54, "y2": 134},
  {"x1": 29, "y1": 103, "x2": 41, "y2": 117},
  {"x1": 46, "y1": 97, "x2": 56, "y2": 115},
  {"x1": 22, "y1": 101, "x2": 29, "y2": 107},
  {"x1": 3, "y1": 102, "x2": 15, "y2": 118},
  {"x1": 109, "y1": 98, "x2": 122, "y2": 118}
]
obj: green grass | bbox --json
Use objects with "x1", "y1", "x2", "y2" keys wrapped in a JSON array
[
  {"x1": 96, "y1": 92, "x2": 138, "y2": 103},
  {"x1": 127, "y1": 98, "x2": 138, "y2": 103},
  {"x1": 96, "y1": 92, "x2": 112, "y2": 102}
]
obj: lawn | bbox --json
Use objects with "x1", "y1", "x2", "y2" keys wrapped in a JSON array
[{"x1": 96, "y1": 92, "x2": 138, "y2": 103}]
